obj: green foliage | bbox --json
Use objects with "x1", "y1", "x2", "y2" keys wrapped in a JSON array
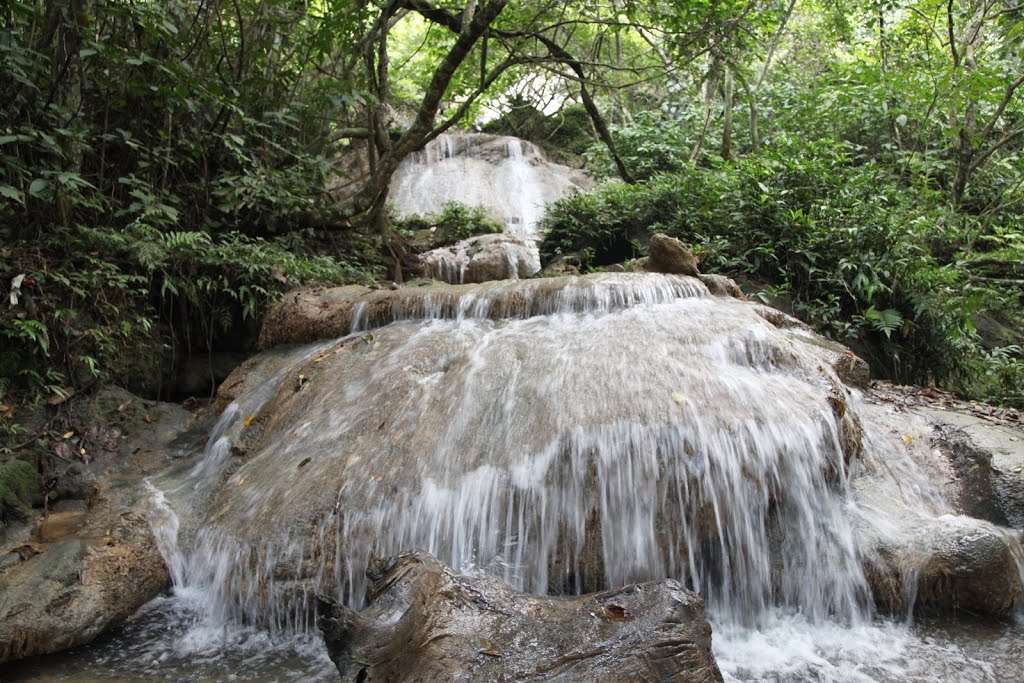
[
  {"x1": 542, "y1": 139, "x2": 1024, "y2": 401},
  {"x1": 0, "y1": 0, "x2": 381, "y2": 410},
  {"x1": 396, "y1": 202, "x2": 503, "y2": 248},
  {"x1": 483, "y1": 100, "x2": 595, "y2": 163},
  {"x1": 585, "y1": 111, "x2": 697, "y2": 180}
]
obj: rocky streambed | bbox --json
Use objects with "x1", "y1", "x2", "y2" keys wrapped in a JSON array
[{"x1": 2, "y1": 261, "x2": 1024, "y2": 681}]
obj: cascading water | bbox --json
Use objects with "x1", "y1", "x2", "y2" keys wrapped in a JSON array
[
  {"x1": 388, "y1": 133, "x2": 584, "y2": 241},
  {"x1": 11, "y1": 273, "x2": 1024, "y2": 682},
  {"x1": 69, "y1": 272, "x2": 1005, "y2": 683},
  {"x1": 388, "y1": 133, "x2": 589, "y2": 283}
]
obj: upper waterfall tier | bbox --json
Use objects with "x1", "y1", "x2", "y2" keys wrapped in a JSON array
[
  {"x1": 387, "y1": 133, "x2": 590, "y2": 241},
  {"x1": 258, "y1": 272, "x2": 730, "y2": 348}
]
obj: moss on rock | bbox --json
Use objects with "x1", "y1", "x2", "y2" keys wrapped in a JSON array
[{"x1": 0, "y1": 459, "x2": 40, "y2": 523}]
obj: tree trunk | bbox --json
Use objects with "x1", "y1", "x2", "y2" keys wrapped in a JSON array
[
  {"x1": 952, "y1": 4, "x2": 986, "y2": 207},
  {"x1": 690, "y1": 53, "x2": 721, "y2": 163},
  {"x1": 721, "y1": 67, "x2": 734, "y2": 161}
]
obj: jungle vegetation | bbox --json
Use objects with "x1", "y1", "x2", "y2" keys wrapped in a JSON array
[{"x1": 2, "y1": 0, "x2": 1023, "y2": 448}]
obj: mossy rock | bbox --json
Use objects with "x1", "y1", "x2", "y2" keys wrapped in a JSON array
[{"x1": 0, "y1": 459, "x2": 40, "y2": 523}]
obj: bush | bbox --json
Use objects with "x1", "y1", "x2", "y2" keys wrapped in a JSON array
[
  {"x1": 482, "y1": 99, "x2": 595, "y2": 164},
  {"x1": 1, "y1": 225, "x2": 375, "y2": 410},
  {"x1": 395, "y1": 202, "x2": 503, "y2": 249},
  {"x1": 541, "y1": 140, "x2": 1024, "y2": 401}
]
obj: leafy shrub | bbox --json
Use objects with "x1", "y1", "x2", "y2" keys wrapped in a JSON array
[
  {"x1": 396, "y1": 202, "x2": 503, "y2": 249},
  {"x1": 541, "y1": 140, "x2": 1022, "y2": 400},
  {"x1": 0, "y1": 0, "x2": 381, "y2": 419}
]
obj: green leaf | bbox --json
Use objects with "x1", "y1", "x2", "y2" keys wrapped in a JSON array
[
  {"x1": 864, "y1": 307, "x2": 903, "y2": 339},
  {"x1": 0, "y1": 185, "x2": 24, "y2": 203},
  {"x1": 28, "y1": 178, "x2": 50, "y2": 197}
]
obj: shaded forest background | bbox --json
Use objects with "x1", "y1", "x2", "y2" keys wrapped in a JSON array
[{"x1": 2, "y1": 0, "x2": 1023, "y2": 448}]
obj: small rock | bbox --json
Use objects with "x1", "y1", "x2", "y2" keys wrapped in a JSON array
[
  {"x1": 645, "y1": 233, "x2": 700, "y2": 277},
  {"x1": 699, "y1": 273, "x2": 744, "y2": 298}
]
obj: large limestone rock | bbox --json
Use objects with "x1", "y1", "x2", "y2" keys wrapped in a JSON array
[
  {"x1": 200, "y1": 273, "x2": 871, "y2": 620},
  {"x1": 319, "y1": 552, "x2": 723, "y2": 683},
  {"x1": 422, "y1": 233, "x2": 541, "y2": 284},
  {"x1": 0, "y1": 387, "x2": 197, "y2": 663},
  {"x1": 864, "y1": 517, "x2": 1022, "y2": 617}
]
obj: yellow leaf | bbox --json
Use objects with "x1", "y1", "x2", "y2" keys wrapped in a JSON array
[
  {"x1": 243, "y1": 415, "x2": 255, "y2": 428},
  {"x1": 902, "y1": 434, "x2": 914, "y2": 445},
  {"x1": 671, "y1": 391, "x2": 685, "y2": 405}
]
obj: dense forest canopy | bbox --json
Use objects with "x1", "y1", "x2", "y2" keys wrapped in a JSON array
[{"x1": 2, "y1": 0, "x2": 1023, "y2": 444}]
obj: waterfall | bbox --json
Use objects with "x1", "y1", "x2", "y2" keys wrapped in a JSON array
[
  {"x1": 117, "y1": 272, "x2": 1024, "y2": 681},
  {"x1": 388, "y1": 133, "x2": 586, "y2": 241},
  {"x1": 388, "y1": 133, "x2": 588, "y2": 284}
]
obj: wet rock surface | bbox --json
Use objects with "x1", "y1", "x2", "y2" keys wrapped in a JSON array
[
  {"x1": 319, "y1": 552, "x2": 723, "y2": 683},
  {"x1": 421, "y1": 232, "x2": 541, "y2": 284},
  {"x1": 202, "y1": 273, "x2": 877, "y2": 624},
  {"x1": 0, "y1": 387, "x2": 199, "y2": 663},
  {"x1": 256, "y1": 272, "x2": 711, "y2": 348},
  {"x1": 699, "y1": 273, "x2": 744, "y2": 299},
  {"x1": 865, "y1": 519, "x2": 1022, "y2": 618},
  {"x1": 854, "y1": 384, "x2": 1024, "y2": 618}
]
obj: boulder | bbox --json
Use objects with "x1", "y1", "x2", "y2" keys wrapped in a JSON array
[
  {"x1": 853, "y1": 394, "x2": 1024, "y2": 619},
  {"x1": 645, "y1": 233, "x2": 700, "y2": 277},
  {"x1": 0, "y1": 519, "x2": 168, "y2": 662},
  {"x1": 864, "y1": 518, "x2": 1022, "y2": 618},
  {"x1": 422, "y1": 233, "x2": 541, "y2": 284},
  {"x1": 203, "y1": 274, "x2": 868, "y2": 620},
  {"x1": 699, "y1": 273, "x2": 744, "y2": 299},
  {"x1": 319, "y1": 552, "x2": 723, "y2": 683},
  {"x1": 0, "y1": 386, "x2": 196, "y2": 663}
]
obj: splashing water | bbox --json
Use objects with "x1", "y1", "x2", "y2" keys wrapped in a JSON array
[{"x1": 15, "y1": 272, "x2": 1024, "y2": 680}]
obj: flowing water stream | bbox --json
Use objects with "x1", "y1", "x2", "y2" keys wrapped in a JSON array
[{"x1": 8, "y1": 137, "x2": 1024, "y2": 682}]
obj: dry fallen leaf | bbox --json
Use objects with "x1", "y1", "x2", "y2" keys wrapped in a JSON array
[
  {"x1": 63, "y1": 431, "x2": 75, "y2": 439},
  {"x1": 243, "y1": 415, "x2": 256, "y2": 428}
]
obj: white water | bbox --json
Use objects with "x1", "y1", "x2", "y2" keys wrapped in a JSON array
[
  {"x1": 388, "y1": 133, "x2": 585, "y2": 241},
  {"x1": 10, "y1": 274, "x2": 1024, "y2": 682},
  {"x1": 389, "y1": 133, "x2": 587, "y2": 283}
]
